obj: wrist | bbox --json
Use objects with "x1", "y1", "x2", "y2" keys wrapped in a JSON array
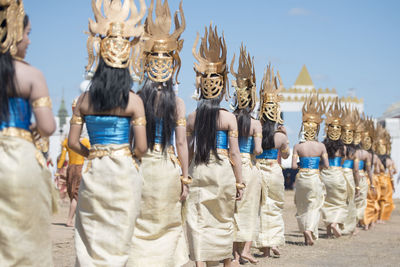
[
  {"x1": 180, "y1": 175, "x2": 192, "y2": 185},
  {"x1": 236, "y1": 182, "x2": 246, "y2": 190}
]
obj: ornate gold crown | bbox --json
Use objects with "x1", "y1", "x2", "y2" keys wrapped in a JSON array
[
  {"x1": 137, "y1": 0, "x2": 185, "y2": 83},
  {"x1": 302, "y1": 94, "x2": 325, "y2": 124},
  {"x1": 259, "y1": 63, "x2": 283, "y2": 123},
  {"x1": 361, "y1": 114, "x2": 374, "y2": 151},
  {"x1": 373, "y1": 124, "x2": 388, "y2": 155},
  {"x1": 230, "y1": 44, "x2": 256, "y2": 110},
  {"x1": 340, "y1": 105, "x2": 355, "y2": 131},
  {"x1": 193, "y1": 24, "x2": 229, "y2": 100},
  {"x1": 0, "y1": 0, "x2": 25, "y2": 57},
  {"x1": 325, "y1": 97, "x2": 342, "y2": 141},
  {"x1": 86, "y1": 0, "x2": 146, "y2": 72}
]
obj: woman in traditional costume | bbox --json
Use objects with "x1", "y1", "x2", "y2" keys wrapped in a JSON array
[
  {"x1": 340, "y1": 107, "x2": 361, "y2": 235},
  {"x1": 0, "y1": 1, "x2": 56, "y2": 265},
  {"x1": 255, "y1": 65, "x2": 289, "y2": 256},
  {"x1": 353, "y1": 112, "x2": 374, "y2": 227},
  {"x1": 230, "y1": 45, "x2": 262, "y2": 264},
  {"x1": 292, "y1": 94, "x2": 328, "y2": 245},
  {"x1": 320, "y1": 97, "x2": 347, "y2": 237},
  {"x1": 129, "y1": 1, "x2": 189, "y2": 266},
  {"x1": 185, "y1": 24, "x2": 245, "y2": 267},
  {"x1": 69, "y1": 1, "x2": 147, "y2": 265}
]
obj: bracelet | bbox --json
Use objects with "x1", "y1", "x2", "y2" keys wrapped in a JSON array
[
  {"x1": 322, "y1": 152, "x2": 328, "y2": 158},
  {"x1": 228, "y1": 130, "x2": 239, "y2": 138},
  {"x1": 32, "y1": 96, "x2": 52, "y2": 109},
  {"x1": 176, "y1": 118, "x2": 187, "y2": 127},
  {"x1": 186, "y1": 131, "x2": 193, "y2": 137},
  {"x1": 253, "y1": 132, "x2": 262, "y2": 138},
  {"x1": 132, "y1": 116, "x2": 147, "y2": 126},
  {"x1": 355, "y1": 186, "x2": 361, "y2": 190},
  {"x1": 236, "y1": 182, "x2": 246, "y2": 189},
  {"x1": 180, "y1": 175, "x2": 193, "y2": 185},
  {"x1": 281, "y1": 146, "x2": 289, "y2": 154},
  {"x1": 70, "y1": 114, "x2": 84, "y2": 125},
  {"x1": 370, "y1": 185, "x2": 375, "y2": 188}
]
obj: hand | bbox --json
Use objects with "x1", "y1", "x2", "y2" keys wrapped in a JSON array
[
  {"x1": 180, "y1": 183, "x2": 189, "y2": 202},
  {"x1": 236, "y1": 188, "x2": 244, "y2": 200}
]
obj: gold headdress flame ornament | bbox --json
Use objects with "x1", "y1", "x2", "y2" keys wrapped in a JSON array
[
  {"x1": 86, "y1": 0, "x2": 146, "y2": 73},
  {"x1": 325, "y1": 97, "x2": 342, "y2": 141},
  {"x1": 137, "y1": 0, "x2": 185, "y2": 83},
  {"x1": 361, "y1": 114, "x2": 374, "y2": 151},
  {"x1": 259, "y1": 64, "x2": 284, "y2": 124},
  {"x1": 230, "y1": 44, "x2": 256, "y2": 110},
  {"x1": 353, "y1": 109, "x2": 364, "y2": 145},
  {"x1": 0, "y1": 0, "x2": 25, "y2": 57},
  {"x1": 373, "y1": 124, "x2": 388, "y2": 155},
  {"x1": 301, "y1": 94, "x2": 325, "y2": 141},
  {"x1": 340, "y1": 105, "x2": 356, "y2": 145},
  {"x1": 193, "y1": 24, "x2": 229, "y2": 100}
]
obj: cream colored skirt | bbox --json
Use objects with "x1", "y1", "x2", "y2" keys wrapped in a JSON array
[
  {"x1": 256, "y1": 160, "x2": 285, "y2": 247},
  {"x1": 75, "y1": 144, "x2": 142, "y2": 267},
  {"x1": 128, "y1": 149, "x2": 188, "y2": 267},
  {"x1": 342, "y1": 168, "x2": 357, "y2": 235},
  {"x1": 234, "y1": 155, "x2": 261, "y2": 242},
  {"x1": 355, "y1": 171, "x2": 368, "y2": 221},
  {"x1": 185, "y1": 152, "x2": 236, "y2": 262},
  {"x1": 321, "y1": 167, "x2": 348, "y2": 228},
  {"x1": 294, "y1": 170, "x2": 325, "y2": 240},
  {"x1": 0, "y1": 135, "x2": 53, "y2": 266}
]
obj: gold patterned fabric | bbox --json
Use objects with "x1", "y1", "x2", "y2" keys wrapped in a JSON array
[
  {"x1": 320, "y1": 167, "x2": 347, "y2": 228},
  {"x1": 185, "y1": 152, "x2": 236, "y2": 262},
  {"x1": 31, "y1": 96, "x2": 52, "y2": 109},
  {"x1": 234, "y1": 154, "x2": 261, "y2": 242},
  {"x1": 378, "y1": 173, "x2": 395, "y2": 221},
  {"x1": 0, "y1": 134, "x2": 53, "y2": 266},
  {"x1": 294, "y1": 169, "x2": 326, "y2": 240},
  {"x1": 362, "y1": 175, "x2": 380, "y2": 225},
  {"x1": 75, "y1": 144, "x2": 143, "y2": 266},
  {"x1": 355, "y1": 171, "x2": 368, "y2": 221},
  {"x1": 341, "y1": 168, "x2": 357, "y2": 235},
  {"x1": 255, "y1": 160, "x2": 285, "y2": 247},
  {"x1": 128, "y1": 149, "x2": 189, "y2": 267}
]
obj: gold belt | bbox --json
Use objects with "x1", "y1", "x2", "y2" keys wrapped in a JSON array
[
  {"x1": 240, "y1": 152, "x2": 252, "y2": 159},
  {"x1": 0, "y1": 127, "x2": 33, "y2": 143},
  {"x1": 217, "y1": 148, "x2": 229, "y2": 157},
  {"x1": 330, "y1": 166, "x2": 342, "y2": 170},
  {"x1": 257, "y1": 158, "x2": 278, "y2": 165},
  {"x1": 359, "y1": 170, "x2": 365, "y2": 176},
  {"x1": 88, "y1": 145, "x2": 132, "y2": 160},
  {"x1": 152, "y1": 143, "x2": 181, "y2": 167},
  {"x1": 299, "y1": 168, "x2": 320, "y2": 174}
]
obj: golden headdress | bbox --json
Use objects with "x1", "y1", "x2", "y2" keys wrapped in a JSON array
[
  {"x1": 138, "y1": 0, "x2": 185, "y2": 83},
  {"x1": 352, "y1": 109, "x2": 364, "y2": 145},
  {"x1": 85, "y1": 0, "x2": 146, "y2": 72},
  {"x1": 193, "y1": 24, "x2": 229, "y2": 100},
  {"x1": 373, "y1": 124, "x2": 388, "y2": 155},
  {"x1": 361, "y1": 114, "x2": 374, "y2": 151},
  {"x1": 259, "y1": 63, "x2": 283, "y2": 123},
  {"x1": 325, "y1": 97, "x2": 342, "y2": 141},
  {"x1": 230, "y1": 44, "x2": 256, "y2": 110},
  {"x1": 340, "y1": 105, "x2": 356, "y2": 144},
  {"x1": 0, "y1": 0, "x2": 25, "y2": 57},
  {"x1": 301, "y1": 94, "x2": 325, "y2": 141}
]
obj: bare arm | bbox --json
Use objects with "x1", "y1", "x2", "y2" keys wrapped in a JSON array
[
  {"x1": 228, "y1": 114, "x2": 244, "y2": 200},
  {"x1": 353, "y1": 154, "x2": 360, "y2": 197},
  {"x1": 30, "y1": 68, "x2": 56, "y2": 136},
  {"x1": 131, "y1": 95, "x2": 147, "y2": 158},
  {"x1": 291, "y1": 144, "x2": 299, "y2": 169},
  {"x1": 57, "y1": 139, "x2": 67, "y2": 169},
  {"x1": 68, "y1": 95, "x2": 89, "y2": 157},
  {"x1": 252, "y1": 120, "x2": 262, "y2": 156},
  {"x1": 276, "y1": 128, "x2": 290, "y2": 159},
  {"x1": 321, "y1": 144, "x2": 329, "y2": 169}
]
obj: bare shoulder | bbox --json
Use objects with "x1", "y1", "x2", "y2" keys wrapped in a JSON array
[
  {"x1": 220, "y1": 109, "x2": 235, "y2": 120},
  {"x1": 251, "y1": 118, "x2": 262, "y2": 128},
  {"x1": 187, "y1": 111, "x2": 196, "y2": 128},
  {"x1": 175, "y1": 96, "x2": 185, "y2": 106}
]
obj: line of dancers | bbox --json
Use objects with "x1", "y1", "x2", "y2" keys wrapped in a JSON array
[{"x1": 0, "y1": 1, "x2": 396, "y2": 267}]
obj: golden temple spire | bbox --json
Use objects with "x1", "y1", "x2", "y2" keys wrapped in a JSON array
[{"x1": 294, "y1": 64, "x2": 314, "y2": 87}]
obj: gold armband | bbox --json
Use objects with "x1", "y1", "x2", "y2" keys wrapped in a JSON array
[
  {"x1": 131, "y1": 116, "x2": 146, "y2": 126},
  {"x1": 366, "y1": 161, "x2": 371, "y2": 167},
  {"x1": 354, "y1": 158, "x2": 359, "y2": 165},
  {"x1": 293, "y1": 154, "x2": 298, "y2": 158},
  {"x1": 228, "y1": 130, "x2": 239, "y2": 138},
  {"x1": 355, "y1": 186, "x2": 361, "y2": 190},
  {"x1": 70, "y1": 114, "x2": 84, "y2": 125},
  {"x1": 186, "y1": 131, "x2": 193, "y2": 137},
  {"x1": 176, "y1": 118, "x2": 187, "y2": 127},
  {"x1": 236, "y1": 182, "x2": 246, "y2": 189},
  {"x1": 180, "y1": 175, "x2": 193, "y2": 185},
  {"x1": 322, "y1": 152, "x2": 328, "y2": 158},
  {"x1": 32, "y1": 96, "x2": 52, "y2": 109},
  {"x1": 281, "y1": 146, "x2": 289, "y2": 154},
  {"x1": 253, "y1": 132, "x2": 262, "y2": 138}
]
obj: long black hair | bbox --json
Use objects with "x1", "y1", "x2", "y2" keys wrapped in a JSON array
[
  {"x1": 345, "y1": 144, "x2": 356, "y2": 159},
  {"x1": 138, "y1": 77, "x2": 176, "y2": 151},
  {"x1": 89, "y1": 57, "x2": 132, "y2": 112},
  {"x1": 378, "y1": 154, "x2": 389, "y2": 169},
  {"x1": 323, "y1": 138, "x2": 345, "y2": 158},
  {"x1": 233, "y1": 108, "x2": 251, "y2": 138},
  {"x1": 0, "y1": 15, "x2": 29, "y2": 123},
  {"x1": 194, "y1": 95, "x2": 222, "y2": 165},
  {"x1": 261, "y1": 118, "x2": 276, "y2": 150}
]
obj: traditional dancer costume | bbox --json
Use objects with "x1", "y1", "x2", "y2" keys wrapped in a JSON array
[
  {"x1": 294, "y1": 94, "x2": 326, "y2": 240},
  {"x1": 74, "y1": 1, "x2": 146, "y2": 266},
  {"x1": 255, "y1": 65, "x2": 288, "y2": 248},
  {"x1": 321, "y1": 97, "x2": 348, "y2": 231},
  {"x1": 230, "y1": 45, "x2": 261, "y2": 243},
  {"x1": 185, "y1": 25, "x2": 240, "y2": 262},
  {"x1": 0, "y1": 1, "x2": 55, "y2": 265},
  {"x1": 129, "y1": 1, "x2": 189, "y2": 266}
]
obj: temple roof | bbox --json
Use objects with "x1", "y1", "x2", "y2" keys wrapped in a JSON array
[{"x1": 294, "y1": 65, "x2": 314, "y2": 87}]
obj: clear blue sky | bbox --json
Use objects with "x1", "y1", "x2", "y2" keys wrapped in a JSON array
[{"x1": 24, "y1": 0, "x2": 400, "y2": 144}]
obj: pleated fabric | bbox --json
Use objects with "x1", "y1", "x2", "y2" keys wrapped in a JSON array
[
  {"x1": 234, "y1": 155, "x2": 261, "y2": 242},
  {"x1": 355, "y1": 171, "x2": 369, "y2": 221},
  {"x1": 341, "y1": 168, "x2": 357, "y2": 235},
  {"x1": 255, "y1": 161, "x2": 285, "y2": 247},
  {"x1": 362, "y1": 175, "x2": 380, "y2": 226},
  {"x1": 294, "y1": 170, "x2": 326, "y2": 240},
  {"x1": 185, "y1": 152, "x2": 236, "y2": 262},
  {"x1": 320, "y1": 167, "x2": 348, "y2": 229},
  {"x1": 378, "y1": 173, "x2": 395, "y2": 221},
  {"x1": 128, "y1": 149, "x2": 189, "y2": 267},
  {"x1": 0, "y1": 135, "x2": 53, "y2": 267},
  {"x1": 75, "y1": 144, "x2": 143, "y2": 267}
]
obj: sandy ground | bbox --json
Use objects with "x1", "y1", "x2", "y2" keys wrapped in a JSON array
[{"x1": 52, "y1": 191, "x2": 400, "y2": 267}]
